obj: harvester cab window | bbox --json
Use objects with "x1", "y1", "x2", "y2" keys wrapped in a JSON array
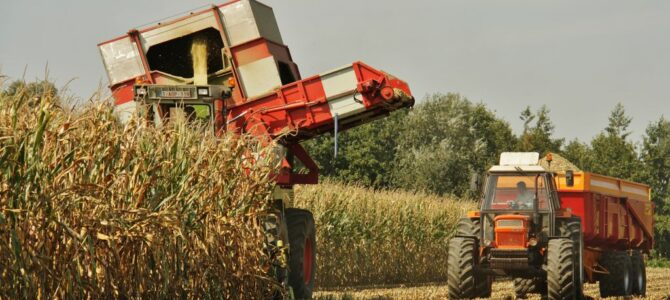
[{"x1": 485, "y1": 174, "x2": 549, "y2": 210}]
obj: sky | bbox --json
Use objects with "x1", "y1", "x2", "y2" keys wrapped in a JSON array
[{"x1": 1, "y1": 0, "x2": 669, "y2": 143}]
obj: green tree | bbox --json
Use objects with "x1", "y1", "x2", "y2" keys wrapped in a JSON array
[
  {"x1": 391, "y1": 93, "x2": 517, "y2": 196},
  {"x1": 2, "y1": 79, "x2": 59, "y2": 107},
  {"x1": 518, "y1": 105, "x2": 564, "y2": 155},
  {"x1": 587, "y1": 104, "x2": 642, "y2": 180},
  {"x1": 302, "y1": 110, "x2": 406, "y2": 188},
  {"x1": 561, "y1": 139, "x2": 592, "y2": 170},
  {"x1": 638, "y1": 117, "x2": 670, "y2": 257}
]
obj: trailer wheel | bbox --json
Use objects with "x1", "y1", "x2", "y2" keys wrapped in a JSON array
[
  {"x1": 599, "y1": 251, "x2": 632, "y2": 297},
  {"x1": 448, "y1": 237, "x2": 478, "y2": 299},
  {"x1": 454, "y1": 218, "x2": 492, "y2": 298},
  {"x1": 630, "y1": 251, "x2": 646, "y2": 296},
  {"x1": 514, "y1": 277, "x2": 546, "y2": 298},
  {"x1": 286, "y1": 208, "x2": 316, "y2": 299},
  {"x1": 547, "y1": 239, "x2": 576, "y2": 300}
]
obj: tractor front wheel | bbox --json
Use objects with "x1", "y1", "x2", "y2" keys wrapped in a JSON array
[
  {"x1": 514, "y1": 276, "x2": 546, "y2": 299},
  {"x1": 547, "y1": 239, "x2": 576, "y2": 300},
  {"x1": 286, "y1": 208, "x2": 316, "y2": 299}
]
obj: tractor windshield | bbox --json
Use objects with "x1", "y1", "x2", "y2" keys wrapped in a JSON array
[{"x1": 484, "y1": 174, "x2": 550, "y2": 211}]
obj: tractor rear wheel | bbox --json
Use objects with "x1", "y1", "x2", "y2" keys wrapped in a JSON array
[
  {"x1": 514, "y1": 277, "x2": 546, "y2": 299},
  {"x1": 286, "y1": 208, "x2": 316, "y2": 299},
  {"x1": 598, "y1": 251, "x2": 632, "y2": 297},
  {"x1": 547, "y1": 239, "x2": 576, "y2": 300},
  {"x1": 630, "y1": 251, "x2": 646, "y2": 296}
]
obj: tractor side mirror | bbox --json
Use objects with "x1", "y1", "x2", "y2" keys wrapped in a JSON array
[{"x1": 566, "y1": 170, "x2": 574, "y2": 187}]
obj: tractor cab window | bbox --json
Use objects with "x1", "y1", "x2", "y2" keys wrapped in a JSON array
[{"x1": 484, "y1": 174, "x2": 550, "y2": 211}]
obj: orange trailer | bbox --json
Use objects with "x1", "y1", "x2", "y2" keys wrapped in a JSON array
[{"x1": 555, "y1": 171, "x2": 654, "y2": 283}]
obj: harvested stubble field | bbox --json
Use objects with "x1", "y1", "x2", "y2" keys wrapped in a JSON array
[
  {"x1": 0, "y1": 86, "x2": 282, "y2": 298},
  {"x1": 314, "y1": 267, "x2": 670, "y2": 299}
]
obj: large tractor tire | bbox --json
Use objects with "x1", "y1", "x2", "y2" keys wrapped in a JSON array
[
  {"x1": 547, "y1": 239, "x2": 576, "y2": 300},
  {"x1": 286, "y1": 208, "x2": 316, "y2": 299},
  {"x1": 558, "y1": 217, "x2": 584, "y2": 298},
  {"x1": 514, "y1": 277, "x2": 546, "y2": 299},
  {"x1": 448, "y1": 237, "x2": 477, "y2": 299},
  {"x1": 630, "y1": 250, "x2": 647, "y2": 296},
  {"x1": 454, "y1": 218, "x2": 492, "y2": 298},
  {"x1": 598, "y1": 251, "x2": 632, "y2": 297}
]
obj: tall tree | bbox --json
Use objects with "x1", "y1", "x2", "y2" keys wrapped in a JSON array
[
  {"x1": 639, "y1": 117, "x2": 670, "y2": 257},
  {"x1": 518, "y1": 105, "x2": 563, "y2": 155},
  {"x1": 587, "y1": 104, "x2": 642, "y2": 180}
]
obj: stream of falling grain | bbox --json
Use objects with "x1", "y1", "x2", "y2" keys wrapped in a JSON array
[{"x1": 191, "y1": 34, "x2": 208, "y2": 85}]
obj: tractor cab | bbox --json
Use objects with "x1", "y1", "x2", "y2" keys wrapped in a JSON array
[
  {"x1": 481, "y1": 158, "x2": 562, "y2": 251},
  {"x1": 477, "y1": 152, "x2": 563, "y2": 273}
]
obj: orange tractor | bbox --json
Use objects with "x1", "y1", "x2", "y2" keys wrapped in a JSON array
[
  {"x1": 448, "y1": 152, "x2": 654, "y2": 299},
  {"x1": 97, "y1": 0, "x2": 413, "y2": 298}
]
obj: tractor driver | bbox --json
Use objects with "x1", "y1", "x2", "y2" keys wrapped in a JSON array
[{"x1": 514, "y1": 181, "x2": 534, "y2": 208}]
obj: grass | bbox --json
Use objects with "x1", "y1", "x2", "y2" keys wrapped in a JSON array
[
  {"x1": 293, "y1": 182, "x2": 477, "y2": 287},
  {"x1": 0, "y1": 81, "x2": 281, "y2": 298}
]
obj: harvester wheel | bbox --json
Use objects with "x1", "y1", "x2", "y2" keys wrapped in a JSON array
[
  {"x1": 630, "y1": 251, "x2": 646, "y2": 296},
  {"x1": 286, "y1": 208, "x2": 316, "y2": 299},
  {"x1": 547, "y1": 238, "x2": 576, "y2": 300},
  {"x1": 598, "y1": 251, "x2": 632, "y2": 297},
  {"x1": 514, "y1": 277, "x2": 546, "y2": 298},
  {"x1": 454, "y1": 218, "x2": 492, "y2": 298}
]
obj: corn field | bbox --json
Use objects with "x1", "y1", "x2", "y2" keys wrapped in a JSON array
[
  {"x1": 294, "y1": 182, "x2": 477, "y2": 287},
  {"x1": 0, "y1": 85, "x2": 281, "y2": 298}
]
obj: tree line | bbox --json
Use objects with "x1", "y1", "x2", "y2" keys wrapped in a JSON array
[{"x1": 302, "y1": 93, "x2": 670, "y2": 258}]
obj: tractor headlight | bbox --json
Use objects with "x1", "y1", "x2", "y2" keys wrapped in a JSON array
[
  {"x1": 483, "y1": 239, "x2": 492, "y2": 247},
  {"x1": 197, "y1": 87, "x2": 210, "y2": 96},
  {"x1": 528, "y1": 237, "x2": 538, "y2": 247}
]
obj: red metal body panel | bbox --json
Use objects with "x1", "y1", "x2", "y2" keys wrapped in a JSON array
[{"x1": 559, "y1": 191, "x2": 653, "y2": 252}]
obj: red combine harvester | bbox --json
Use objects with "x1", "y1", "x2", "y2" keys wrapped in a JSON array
[
  {"x1": 97, "y1": 0, "x2": 413, "y2": 298},
  {"x1": 448, "y1": 152, "x2": 654, "y2": 299}
]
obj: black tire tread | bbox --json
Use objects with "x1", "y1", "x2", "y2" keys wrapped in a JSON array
[
  {"x1": 514, "y1": 277, "x2": 546, "y2": 298},
  {"x1": 286, "y1": 208, "x2": 316, "y2": 300},
  {"x1": 598, "y1": 251, "x2": 632, "y2": 297},
  {"x1": 547, "y1": 238, "x2": 575, "y2": 300},
  {"x1": 630, "y1": 250, "x2": 646, "y2": 296}
]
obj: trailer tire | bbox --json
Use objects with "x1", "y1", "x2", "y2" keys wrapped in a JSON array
[
  {"x1": 454, "y1": 218, "x2": 492, "y2": 298},
  {"x1": 547, "y1": 239, "x2": 576, "y2": 300},
  {"x1": 514, "y1": 277, "x2": 546, "y2": 298},
  {"x1": 286, "y1": 208, "x2": 316, "y2": 299},
  {"x1": 630, "y1": 251, "x2": 646, "y2": 296},
  {"x1": 448, "y1": 237, "x2": 479, "y2": 299},
  {"x1": 599, "y1": 251, "x2": 632, "y2": 297}
]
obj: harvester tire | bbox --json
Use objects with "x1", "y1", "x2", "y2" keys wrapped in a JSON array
[
  {"x1": 286, "y1": 208, "x2": 316, "y2": 299},
  {"x1": 598, "y1": 251, "x2": 632, "y2": 297},
  {"x1": 630, "y1": 251, "x2": 646, "y2": 296},
  {"x1": 454, "y1": 218, "x2": 492, "y2": 298},
  {"x1": 547, "y1": 238, "x2": 576, "y2": 300},
  {"x1": 448, "y1": 237, "x2": 477, "y2": 299},
  {"x1": 514, "y1": 277, "x2": 546, "y2": 298}
]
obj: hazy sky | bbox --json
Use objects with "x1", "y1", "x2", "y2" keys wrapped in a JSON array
[{"x1": 1, "y1": 0, "x2": 668, "y2": 143}]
